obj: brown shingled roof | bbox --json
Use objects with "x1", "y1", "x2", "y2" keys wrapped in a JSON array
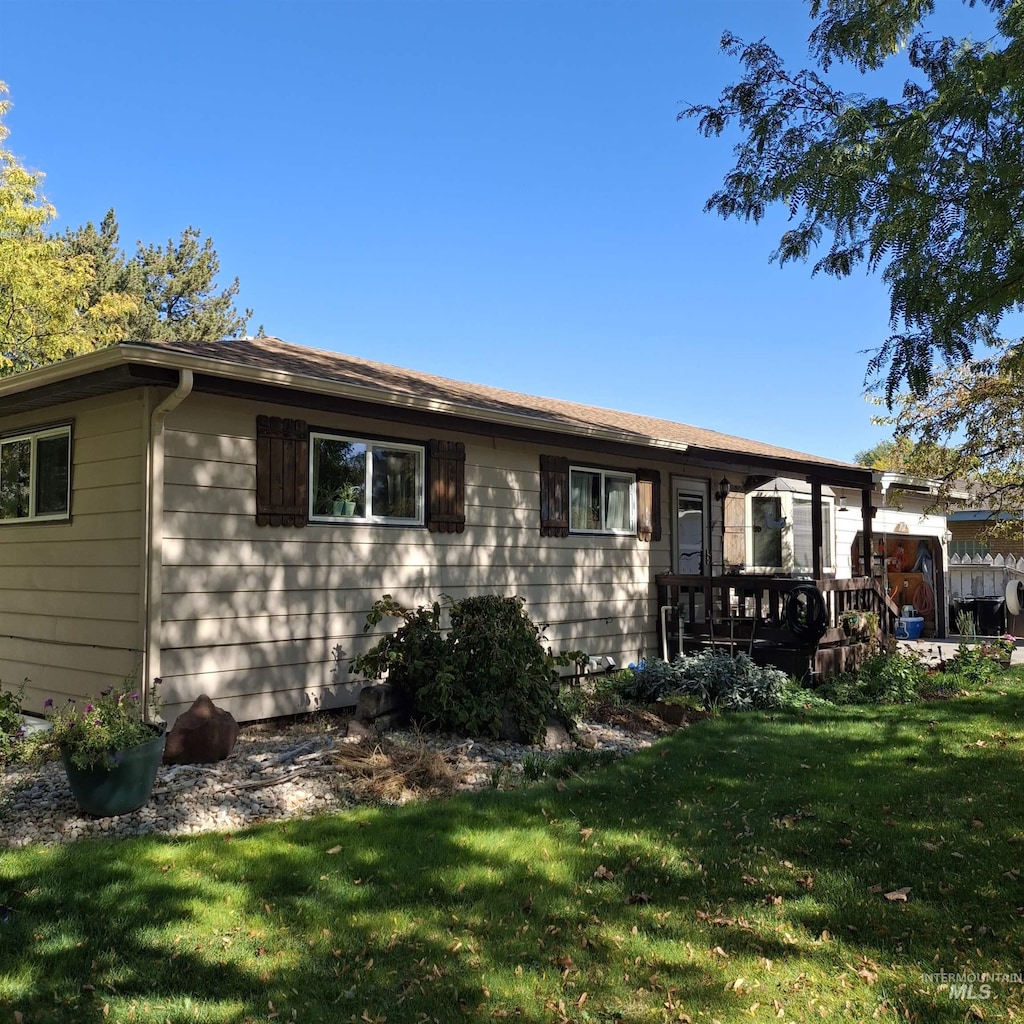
[{"x1": 125, "y1": 336, "x2": 862, "y2": 472}]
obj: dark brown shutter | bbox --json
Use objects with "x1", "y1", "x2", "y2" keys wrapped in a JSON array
[
  {"x1": 636, "y1": 468, "x2": 661, "y2": 542},
  {"x1": 539, "y1": 455, "x2": 569, "y2": 537},
  {"x1": 255, "y1": 415, "x2": 308, "y2": 527},
  {"x1": 427, "y1": 439, "x2": 466, "y2": 533}
]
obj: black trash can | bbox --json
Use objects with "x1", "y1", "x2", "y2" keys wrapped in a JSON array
[
  {"x1": 950, "y1": 598, "x2": 975, "y2": 635},
  {"x1": 974, "y1": 597, "x2": 1006, "y2": 636}
]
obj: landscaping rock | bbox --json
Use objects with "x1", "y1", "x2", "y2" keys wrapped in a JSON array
[
  {"x1": 355, "y1": 683, "x2": 410, "y2": 722},
  {"x1": 345, "y1": 718, "x2": 374, "y2": 741},
  {"x1": 163, "y1": 694, "x2": 239, "y2": 765}
]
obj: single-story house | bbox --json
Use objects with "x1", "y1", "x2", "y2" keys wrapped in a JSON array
[{"x1": 0, "y1": 337, "x2": 881, "y2": 722}]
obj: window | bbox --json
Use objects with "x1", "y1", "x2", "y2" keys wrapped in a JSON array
[
  {"x1": 748, "y1": 490, "x2": 833, "y2": 572},
  {"x1": 310, "y1": 432, "x2": 424, "y2": 524},
  {"x1": 0, "y1": 425, "x2": 71, "y2": 523},
  {"x1": 569, "y1": 466, "x2": 636, "y2": 534}
]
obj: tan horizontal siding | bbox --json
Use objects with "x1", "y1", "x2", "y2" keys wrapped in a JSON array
[
  {"x1": 151, "y1": 395, "x2": 666, "y2": 719},
  {"x1": 0, "y1": 392, "x2": 146, "y2": 713},
  {"x1": 0, "y1": 538, "x2": 141, "y2": 568},
  {"x1": 0, "y1": 609, "x2": 138, "y2": 651}
]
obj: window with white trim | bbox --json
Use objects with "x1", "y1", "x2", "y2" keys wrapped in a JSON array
[
  {"x1": 748, "y1": 491, "x2": 833, "y2": 572},
  {"x1": 309, "y1": 432, "x2": 424, "y2": 524},
  {"x1": 569, "y1": 466, "x2": 636, "y2": 535},
  {"x1": 0, "y1": 425, "x2": 72, "y2": 523}
]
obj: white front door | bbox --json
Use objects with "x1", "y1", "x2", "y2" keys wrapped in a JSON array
[{"x1": 674, "y1": 478, "x2": 709, "y2": 575}]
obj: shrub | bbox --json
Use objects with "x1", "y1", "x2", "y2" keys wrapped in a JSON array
[
  {"x1": 617, "y1": 659, "x2": 682, "y2": 703},
  {"x1": 615, "y1": 653, "x2": 787, "y2": 711},
  {"x1": 816, "y1": 648, "x2": 927, "y2": 705},
  {"x1": 0, "y1": 678, "x2": 26, "y2": 765},
  {"x1": 352, "y1": 594, "x2": 565, "y2": 742},
  {"x1": 942, "y1": 643, "x2": 1003, "y2": 686}
]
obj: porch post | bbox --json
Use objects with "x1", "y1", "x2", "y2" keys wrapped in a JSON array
[
  {"x1": 861, "y1": 486, "x2": 873, "y2": 578},
  {"x1": 811, "y1": 477, "x2": 823, "y2": 578}
]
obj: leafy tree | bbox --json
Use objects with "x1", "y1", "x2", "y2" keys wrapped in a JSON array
[
  {"x1": 682, "y1": 1, "x2": 1024, "y2": 517},
  {"x1": 853, "y1": 439, "x2": 905, "y2": 470},
  {"x1": 62, "y1": 212, "x2": 251, "y2": 344},
  {"x1": 681, "y1": 0, "x2": 1024, "y2": 402},
  {"x1": 0, "y1": 83, "x2": 133, "y2": 375}
]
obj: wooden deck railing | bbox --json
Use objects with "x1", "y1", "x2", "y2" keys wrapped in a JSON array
[{"x1": 654, "y1": 573, "x2": 899, "y2": 658}]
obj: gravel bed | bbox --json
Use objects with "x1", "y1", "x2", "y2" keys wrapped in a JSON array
[{"x1": 0, "y1": 716, "x2": 663, "y2": 848}]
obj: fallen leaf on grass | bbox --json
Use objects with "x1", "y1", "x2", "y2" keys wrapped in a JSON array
[
  {"x1": 326, "y1": 846, "x2": 342, "y2": 855},
  {"x1": 857, "y1": 965, "x2": 878, "y2": 985},
  {"x1": 593, "y1": 865, "x2": 615, "y2": 881},
  {"x1": 712, "y1": 945, "x2": 729, "y2": 958},
  {"x1": 884, "y1": 887, "x2": 912, "y2": 902},
  {"x1": 626, "y1": 892, "x2": 651, "y2": 905},
  {"x1": 579, "y1": 828, "x2": 593, "y2": 843},
  {"x1": 939, "y1": 883, "x2": 955, "y2": 894}
]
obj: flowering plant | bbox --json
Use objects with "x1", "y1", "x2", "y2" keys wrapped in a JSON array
[
  {"x1": 979, "y1": 634, "x2": 1016, "y2": 663},
  {"x1": 45, "y1": 678, "x2": 162, "y2": 771}
]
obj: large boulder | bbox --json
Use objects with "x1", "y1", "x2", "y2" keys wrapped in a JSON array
[{"x1": 163, "y1": 694, "x2": 239, "y2": 765}]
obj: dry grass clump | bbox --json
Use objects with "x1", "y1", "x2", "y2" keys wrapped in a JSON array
[
  {"x1": 584, "y1": 703, "x2": 674, "y2": 734},
  {"x1": 329, "y1": 736, "x2": 457, "y2": 803}
]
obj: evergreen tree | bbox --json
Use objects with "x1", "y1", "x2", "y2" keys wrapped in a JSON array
[{"x1": 62, "y1": 213, "x2": 251, "y2": 344}]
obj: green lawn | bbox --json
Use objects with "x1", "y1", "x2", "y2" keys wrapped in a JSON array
[{"x1": 2, "y1": 677, "x2": 1023, "y2": 1023}]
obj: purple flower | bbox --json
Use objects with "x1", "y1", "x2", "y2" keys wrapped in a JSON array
[
  {"x1": 44, "y1": 698, "x2": 53, "y2": 709},
  {"x1": 84, "y1": 704, "x2": 94, "y2": 713},
  {"x1": 130, "y1": 693, "x2": 139, "y2": 701}
]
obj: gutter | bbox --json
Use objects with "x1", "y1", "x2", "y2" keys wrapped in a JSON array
[{"x1": 141, "y1": 369, "x2": 194, "y2": 719}]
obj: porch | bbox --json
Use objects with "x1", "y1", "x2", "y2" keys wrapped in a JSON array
[{"x1": 655, "y1": 573, "x2": 898, "y2": 682}]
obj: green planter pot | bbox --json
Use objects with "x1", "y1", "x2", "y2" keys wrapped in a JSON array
[{"x1": 60, "y1": 726, "x2": 166, "y2": 817}]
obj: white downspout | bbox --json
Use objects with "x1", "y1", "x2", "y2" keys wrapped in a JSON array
[{"x1": 141, "y1": 370, "x2": 194, "y2": 719}]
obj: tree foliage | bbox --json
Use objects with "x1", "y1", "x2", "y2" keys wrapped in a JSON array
[
  {"x1": 63, "y1": 213, "x2": 251, "y2": 344},
  {"x1": 681, "y1": 0, "x2": 1024, "y2": 403},
  {"x1": 853, "y1": 438, "x2": 908, "y2": 470},
  {"x1": 873, "y1": 345, "x2": 1024, "y2": 534},
  {"x1": 0, "y1": 83, "x2": 134, "y2": 375},
  {"x1": 0, "y1": 80, "x2": 250, "y2": 378}
]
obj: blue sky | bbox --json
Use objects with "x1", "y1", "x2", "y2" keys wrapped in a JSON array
[{"x1": 0, "y1": 0, "x2": 961, "y2": 462}]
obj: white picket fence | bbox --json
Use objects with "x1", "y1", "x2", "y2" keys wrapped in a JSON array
[{"x1": 947, "y1": 552, "x2": 1024, "y2": 636}]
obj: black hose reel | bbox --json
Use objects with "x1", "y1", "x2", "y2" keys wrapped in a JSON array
[{"x1": 784, "y1": 584, "x2": 829, "y2": 647}]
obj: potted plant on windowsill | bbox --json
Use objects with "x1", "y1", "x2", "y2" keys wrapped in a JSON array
[
  {"x1": 332, "y1": 483, "x2": 359, "y2": 517},
  {"x1": 44, "y1": 679, "x2": 165, "y2": 817}
]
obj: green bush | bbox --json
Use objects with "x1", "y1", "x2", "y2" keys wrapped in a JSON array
[
  {"x1": 617, "y1": 652, "x2": 788, "y2": 711},
  {"x1": 816, "y1": 648, "x2": 927, "y2": 705},
  {"x1": 0, "y1": 678, "x2": 26, "y2": 765},
  {"x1": 352, "y1": 594, "x2": 565, "y2": 742},
  {"x1": 943, "y1": 643, "x2": 1003, "y2": 685}
]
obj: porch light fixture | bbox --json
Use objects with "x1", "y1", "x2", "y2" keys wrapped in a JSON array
[
  {"x1": 715, "y1": 478, "x2": 731, "y2": 500},
  {"x1": 838, "y1": 494, "x2": 849, "y2": 512}
]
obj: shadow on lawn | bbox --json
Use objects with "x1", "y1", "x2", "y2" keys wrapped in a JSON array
[{"x1": 2, "y1": 684, "x2": 1023, "y2": 1022}]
